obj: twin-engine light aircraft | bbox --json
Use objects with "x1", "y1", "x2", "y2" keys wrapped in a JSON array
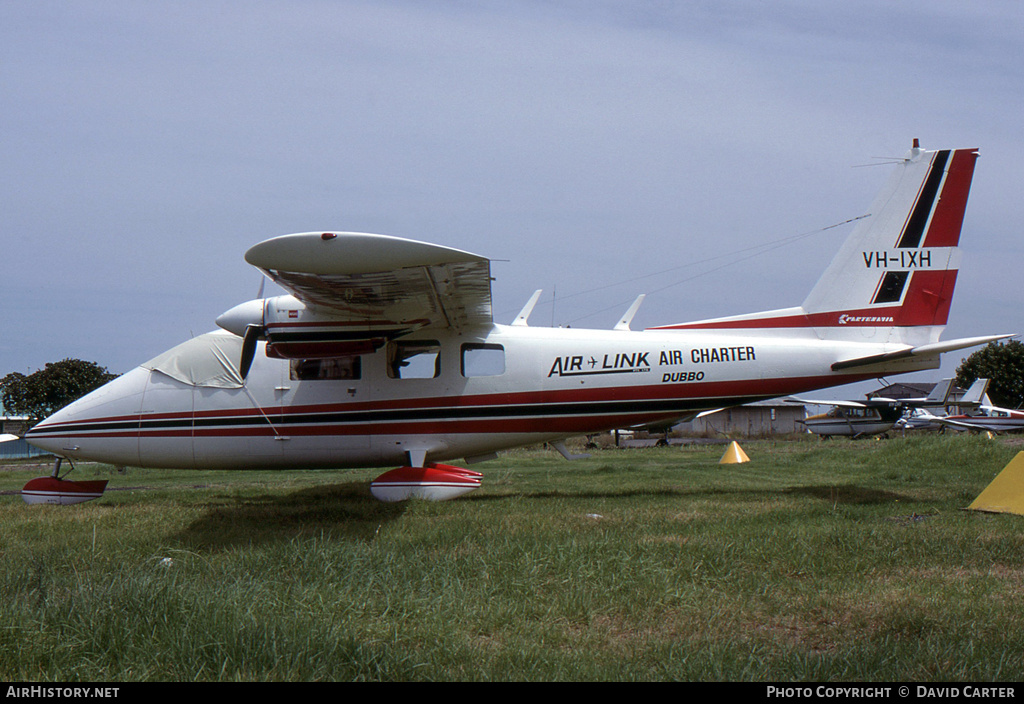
[{"x1": 21, "y1": 143, "x2": 1013, "y2": 503}]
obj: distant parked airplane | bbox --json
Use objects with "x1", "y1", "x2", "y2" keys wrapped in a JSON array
[
  {"x1": 793, "y1": 377, "x2": 995, "y2": 438},
  {"x1": 896, "y1": 378, "x2": 990, "y2": 432},
  {"x1": 792, "y1": 378, "x2": 956, "y2": 439},
  {"x1": 936, "y1": 380, "x2": 1024, "y2": 433}
]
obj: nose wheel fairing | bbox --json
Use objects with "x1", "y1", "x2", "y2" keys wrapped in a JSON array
[
  {"x1": 21, "y1": 458, "x2": 108, "y2": 506},
  {"x1": 22, "y1": 476, "x2": 109, "y2": 505}
]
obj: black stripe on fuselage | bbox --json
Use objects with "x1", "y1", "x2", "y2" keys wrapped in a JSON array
[{"x1": 25, "y1": 395, "x2": 771, "y2": 437}]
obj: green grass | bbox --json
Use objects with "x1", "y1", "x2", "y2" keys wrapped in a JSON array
[{"x1": 1, "y1": 434, "x2": 1022, "y2": 681}]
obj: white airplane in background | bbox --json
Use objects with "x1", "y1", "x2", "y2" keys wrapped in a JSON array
[
  {"x1": 939, "y1": 404, "x2": 1024, "y2": 433},
  {"x1": 19, "y1": 142, "x2": 1014, "y2": 504},
  {"x1": 896, "y1": 377, "x2": 990, "y2": 431},
  {"x1": 792, "y1": 378, "x2": 956, "y2": 439},
  {"x1": 792, "y1": 376, "x2": 991, "y2": 438},
  {"x1": 934, "y1": 379, "x2": 1024, "y2": 433}
]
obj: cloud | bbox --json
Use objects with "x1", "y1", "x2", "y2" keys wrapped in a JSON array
[{"x1": 1, "y1": 1, "x2": 1021, "y2": 391}]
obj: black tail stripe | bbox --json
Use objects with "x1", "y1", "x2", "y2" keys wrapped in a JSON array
[
  {"x1": 897, "y1": 150, "x2": 949, "y2": 248},
  {"x1": 872, "y1": 271, "x2": 909, "y2": 304}
]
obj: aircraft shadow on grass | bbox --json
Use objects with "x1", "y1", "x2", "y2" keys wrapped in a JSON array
[
  {"x1": 171, "y1": 481, "x2": 407, "y2": 550},
  {"x1": 170, "y1": 481, "x2": 913, "y2": 551}
]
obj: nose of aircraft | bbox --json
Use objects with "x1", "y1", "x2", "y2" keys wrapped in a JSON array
[
  {"x1": 216, "y1": 299, "x2": 265, "y2": 337},
  {"x1": 24, "y1": 367, "x2": 150, "y2": 465}
]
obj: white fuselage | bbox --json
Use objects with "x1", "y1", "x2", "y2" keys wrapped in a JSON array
[
  {"x1": 942, "y1": 407, "x2": 1024, "y2": 433},
  {"x1": 798, "y1": 408, "x2": 900, "y2": 438},
  {"x1": 26, "y1": 323, "x2": 922, "y2": 470}
]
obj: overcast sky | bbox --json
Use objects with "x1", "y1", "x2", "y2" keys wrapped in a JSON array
[{"x1": 3, "y1": 1, "x2": 1022, "y2": 400}]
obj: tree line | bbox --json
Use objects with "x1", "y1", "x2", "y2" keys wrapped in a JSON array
[{"x1": 1, "y1": 359, "x2": 117, "y2": 423}]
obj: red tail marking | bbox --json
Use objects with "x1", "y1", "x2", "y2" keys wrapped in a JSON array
[
  {"x1": 896, "y1": 269, "x2": 958, "y2": 326},
  {"x1": 922, "y1": 149, "x2": 978, "y2": 248}
]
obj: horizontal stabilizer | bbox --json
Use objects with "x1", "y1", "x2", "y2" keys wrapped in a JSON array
[
  {"x1": 831, "y1": 335, "x2": 1015, "y2": 372},
  {"x1": 786, "y1": 397, "x2": 869, "y2": 408}
]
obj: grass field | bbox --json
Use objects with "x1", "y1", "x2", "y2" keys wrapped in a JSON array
[{"x1": 1, "y1": 434, "x2": 1023, "y2": 681}]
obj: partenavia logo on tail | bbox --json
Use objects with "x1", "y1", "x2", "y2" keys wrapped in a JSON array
[{"x1": 838, "y1": 314, "x2": 894, "y2": 325}]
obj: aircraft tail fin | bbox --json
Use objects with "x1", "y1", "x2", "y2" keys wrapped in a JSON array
[
  {"x1": 798, "y1": 144, "x2": 978, "y2": 336},
  {"x1": 960, "y1": 378, "x2": 991, "y2": 406},
  {"x1": 926, "y1": 378, "x2": 956, "y2": 405},
  {"x1": 651, "y1": 143, "x2": 979, "y2": 345}
]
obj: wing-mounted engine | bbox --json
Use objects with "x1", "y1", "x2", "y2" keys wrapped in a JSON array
[
  {"x1": 216, "y1": 232, "x2": 495, "y2": 377},
  {"x1": 216, "y1": 292, "x2": 423, "y2": 378},
  {"x1": 261, "y1": 296, "x2": 422, "y2": 359}
]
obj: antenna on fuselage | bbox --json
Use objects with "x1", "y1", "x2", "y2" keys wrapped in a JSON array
[
  {"x1": 613, "y1": 294, "x2": 646, "y2": 331},
  {"x1": 511, "y1": 289, "x2": 543, "y2": 326}
]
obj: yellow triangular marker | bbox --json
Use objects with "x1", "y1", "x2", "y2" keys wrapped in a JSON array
[
  {"x1": 719, "y1": 441, "x2": 750, "y2": 464},
  {"x1": 968, "y1": 451, "x2": 1024, "y2": 515}
]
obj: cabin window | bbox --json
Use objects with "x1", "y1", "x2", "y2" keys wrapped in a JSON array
[
  {"x1": 290, "y1": 356, "x2": 361, "y2": 381},
  {"x1": 461, "y1": 343, "x2": 505, "y2": 377},
  {"x1": 388, "y1": 340, "x2": 441, "y2": 379}
]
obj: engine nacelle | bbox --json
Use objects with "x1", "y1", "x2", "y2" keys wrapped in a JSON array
[{"x1": 217, "y1": 295, "x2": 418, "y2": 359}]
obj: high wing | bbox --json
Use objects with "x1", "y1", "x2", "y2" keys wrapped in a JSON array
[
  {"x1": 789, "y1": 378, "x2": 955, "y2": 411},
  {"x1": 247, "y1": 231, "x2": 493, "y2": 330},
  {"x1": 868, "y1": 377, "x2": 954, "y2": 406},
  {"x1": 229, "y1": 232, "x2": 494, "y2": 360}
]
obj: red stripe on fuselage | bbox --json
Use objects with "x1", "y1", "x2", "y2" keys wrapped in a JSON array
[{"x1": 30, "y1": 373, "x2": 874, "y2": 441}]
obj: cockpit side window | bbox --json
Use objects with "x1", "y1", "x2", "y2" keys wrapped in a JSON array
[
  {"x1": 461, "y1": 343, "x2": 505, "y2": 377},
  {"x1": 387, "y1": 340, "x2": 441, "y2": 379},
  {"x1": 290, "y1": 356, "x2": 361, "y2": 381}
]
